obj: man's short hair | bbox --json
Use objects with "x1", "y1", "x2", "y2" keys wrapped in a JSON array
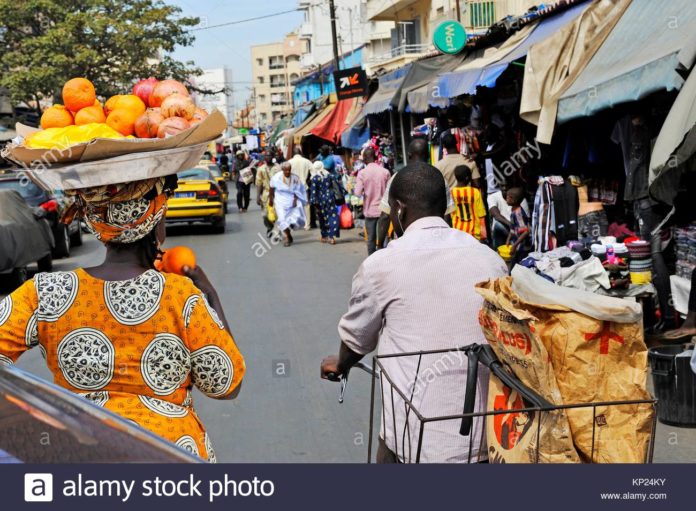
[
  {"x1": 390, "y1": 162, "x2": 447, "y2": 216},
  {"x1": 293, "y1": 146, "x2": 303, "y2": 156},
  {"x1": 441, "y1": 132, "x2": 458, "y2": 152},
  {"x1": 363, "y1": 147, "x2": 375, "y2": 161},
  {"x1": 407, "y1": 138, "x2": 429, "y2": 162},
  {"x1": 454, "y1": 164, "x2": 472, "y2": 185}
]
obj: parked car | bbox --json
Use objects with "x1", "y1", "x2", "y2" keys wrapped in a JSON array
[
  {"x1": 0, "y1": 189, "x2": 53, "y2": 290},
  {"x1": 0, "y1": 171, "x2": 82, "y2": 258},
  {"x1": 166, "y1": 168, "x2": 226, "y2": 233}
]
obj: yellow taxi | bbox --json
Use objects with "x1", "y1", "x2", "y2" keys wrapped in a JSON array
[
  {"x1": 166, "y1": 168, "x2": 226, "y2": 233},
  {"x1": 197, "y1": 160, "x2": 230, "y2": 213}
]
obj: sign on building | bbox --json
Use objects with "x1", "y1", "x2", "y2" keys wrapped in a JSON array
[
  {"x1": 333, "y1": 66, "x2": 368, "y2": 101},
  {"x1": 433, "y1": 20, "x2": 467, "y2": 55}
]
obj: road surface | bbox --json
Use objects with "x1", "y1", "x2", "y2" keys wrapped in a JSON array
[{"x1": 12, "y1": 200, "x2": 696, "y2": 463}]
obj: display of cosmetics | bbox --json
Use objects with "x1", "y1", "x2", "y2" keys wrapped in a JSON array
[
  {"x1": 674, "y1": 223, "x2": 696, "y2": 279},
  {"x1": 626, "y1": 240, "x2": 652, "y2": 285}
]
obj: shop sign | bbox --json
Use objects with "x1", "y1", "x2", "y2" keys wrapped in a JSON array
[
  {"x1": 333, "y1": 66, "x2": 368, "y2": 101},
  {"x1": 433, "y1": 20, "x2": 467, "y2": 54}
]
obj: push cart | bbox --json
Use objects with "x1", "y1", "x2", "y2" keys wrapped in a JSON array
[{"x1": 339, "y1": 344, "x2": 657, "y2": 464}]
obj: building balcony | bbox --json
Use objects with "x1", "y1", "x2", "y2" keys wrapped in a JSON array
[
  {"x1": 270, "y1": 83, "x2": 287, "y2": 89},
  {"x1": 366, "y1": 0, "x2": 421, "y2": 21},
  {"x1": 366, "y1": 43, "x2": 431, "y2": 65},
  {"x1": 299, "y1": 21, "x2": 312, "y2": 38}
]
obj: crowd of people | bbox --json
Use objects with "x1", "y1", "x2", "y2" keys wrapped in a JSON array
[{"x1": 220, "y1": 132, "x2": 535, "y2": 262}]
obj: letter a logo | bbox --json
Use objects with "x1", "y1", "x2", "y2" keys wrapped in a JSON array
[{"x1": 24, "y1": 474, "x2": 53, "y2": 502}]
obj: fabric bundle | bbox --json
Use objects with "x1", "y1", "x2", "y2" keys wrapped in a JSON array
[{"x1": 627, "y1": 240, "x2": 652, "y2": 284}]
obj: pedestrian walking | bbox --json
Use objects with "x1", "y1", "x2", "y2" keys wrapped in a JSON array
[
  {"x1": 316, "y1": 144, "x2": 337, "y2": 175},
  {"x1": 451, "y1": 165, "x2": 487, "y2": 241},
  {"x1": 233, "y1": 150, "x2": 252, "y2": 213},
  {"x1": 0, "y1": 176, "x2": 245, "y2": 462},
  {"x1": 321, "y1": 162, "x2": 507, "y2": 463},
  {"x1": 436, "y1": 132, "x2": 481, "y2": 191},
  {"x1": 269, "y1": 162, "x2": 307, "y2": 247},
  {"x1": 289, "y1": 147, "x2": 314, "y2": 230},
  {"x1": 256, "y1": 153, "x2": 281, "y2": 235},
  {"x1": 355, "y1": 147, "x2": 390, "y2": 256},
  {"x1": 309, "y1": 161, "x2": 340, "y2": 245}
]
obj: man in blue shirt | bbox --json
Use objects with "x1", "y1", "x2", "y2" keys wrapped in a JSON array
[{"x1": 316, "y1": 145, "x2": 336, "y2": 175}]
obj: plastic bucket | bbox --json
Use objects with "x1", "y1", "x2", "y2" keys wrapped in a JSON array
[{"x1": 648, "y1": 344, "x2": 696, "y2": 427}]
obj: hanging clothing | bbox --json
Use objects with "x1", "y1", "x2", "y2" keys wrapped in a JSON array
[
  {"x1": 270, "y1": 172, "x2": 307, "y2": 231},
  {"x1": 552, "y1": 180, "x2": 579, "y2": 245},
  {"x1": 532, "y1": 178, "x2": 557, "y2": 253},
  {"x1": 309, "y1": 173, "x2": 340, "y2": 239}
]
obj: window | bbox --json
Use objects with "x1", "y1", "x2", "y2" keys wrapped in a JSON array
[
  {"x1": 256, "y1": 58, "x2": 263, "y2": 66},
  {"x1": 290, "y1": 73, "x2": 299, "y2": 81},
  {"x1": 271, "y1": 93, "x2": 287, "y2": 106},
  {"x1": 269, "y1": 56, "x2": 284, "y2": 70},
  {"x1": 270, "y1": 74, "x2": 286, "y2": 88},
  {"x1": 286, "y1": 54, "x2": 300, "y2": 64},
  {"x1": 258, "y1": 94, "x2": 266, "y2": 103},
  {"x1": 258, "y1": 76, "x2": 264, "y2": 84},
  {"x1": 469, "y1": 1, "x2": 496, "y2": 29}
]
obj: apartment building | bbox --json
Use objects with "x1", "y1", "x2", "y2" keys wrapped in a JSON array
[
  {"x1": 297, "y1": 0, "x2": 392, "y2": 71},
  {"x1": 365, "y1": 0, "x2": 538, "y2": 73},
  {"x1": 190, "y1": 68, "x2": 235, "y2": 134},
  {"x1": 251, "y1": 33, "x2": 306, "y2": 127}
]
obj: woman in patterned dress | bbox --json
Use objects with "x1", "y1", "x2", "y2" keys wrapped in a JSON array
[
  {"x1": 309, "y1": 161, "x2": 340, "y2": 245},
  {"x1": 0, "y1": 176, "x2": 245, "y2": 462}
]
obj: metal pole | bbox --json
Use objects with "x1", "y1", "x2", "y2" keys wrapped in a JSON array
[
  {"x1": 455, "y1": 0, "x2": 461, "y2": 22},
  {"x1": 329, "y1": 0, "x2": 341, "y2": 72}
]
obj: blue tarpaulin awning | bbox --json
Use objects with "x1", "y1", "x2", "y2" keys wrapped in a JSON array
[
  {"x1": 437, "y1": 2, "x2": 590, "y2": 99},
  {"x1": 557, "y1": 0, "x2": 696, "y2": 122},
  {"x1": 362, "y1": 65, "x2": 412, "y2": 116}
]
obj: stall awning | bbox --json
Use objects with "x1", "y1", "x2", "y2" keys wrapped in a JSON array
[
  {"x1": 309, "y1": 98, "x2": 362, "y2": 146},
  {"x1": 558, "y1": 0, "x2": 696, "y2": 123},
  {"x1": 649, "y1": 44, "x2": 696, "y2": 205},
  {"x1": 268, "y1": 117, "x2": 291, "y2": 145},
  {"x1": 399, "y1": 54, "x2": 465, "y2": 113},
  {"x1": 341, "y1": 110, "x2": 369, "y2": 150},
  {"x1": 293, "y1": 101, "x2": 336, "y2": 144},
  {"x1": 362, "y1": 65, "x2": 411, "y2": 116},
  {"x1": 436, "y1": 2, "x2": 590, "y2": 100},
  {"x1": 292, "y1": 102, "x2": 316, "y2": 128}
]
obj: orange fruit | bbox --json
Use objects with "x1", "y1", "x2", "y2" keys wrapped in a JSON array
[
  {"x1": 105, "y1": 109, "x2": 139, "y2": 136},
  {"x1": 161, "y1": 246, "x2": 196, "y2": 275},
  {"x1": 104, "y1": 95, "x2": 124, "y2": 116},
  {"x1": 110, "y1": 94, "x2": 146, "y2": 118},
  {"x1": 62, "y1": 78, "x2": 96, "y2": 112},
  {"x1": 40, "y1": 105, "x2": 74, "y2": 129},
  {"x1": 74, "y1": 105, "x2": 106, "y2": 125}
]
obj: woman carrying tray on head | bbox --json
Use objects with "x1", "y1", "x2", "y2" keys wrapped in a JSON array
[{"x1": 0, "y1": 175, "x2": 245, "y2": 462}]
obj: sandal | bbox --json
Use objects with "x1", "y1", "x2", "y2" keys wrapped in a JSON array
[
  {"x1": 320, "y1": 238, "x2": 328, "y2": 243},
  {"x1": 329, "y1": 238, "x2": 336, "y2": 245}
]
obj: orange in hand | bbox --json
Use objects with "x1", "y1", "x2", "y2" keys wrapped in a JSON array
[
  {"x1": 63, "y1": 78, "x2": 96, "y2": 112},
  {"x1": 40, "y1": 105, "x2": 74, "y2": 129},
  {"x1": 160, "y1": 246, "x2": 196, "y2": 275}
]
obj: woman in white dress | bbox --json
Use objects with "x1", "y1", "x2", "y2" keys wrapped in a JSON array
[{"x1": 269, "y1": 161, "x2": 307, "y2": 246}]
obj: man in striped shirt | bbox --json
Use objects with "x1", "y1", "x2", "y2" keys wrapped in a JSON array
[{"x1": 451, "y1": 165, "x2": 487, "y2": 241}]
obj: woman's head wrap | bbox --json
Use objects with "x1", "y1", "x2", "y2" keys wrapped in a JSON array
[{"x1": 62, "y1": 176, "x2": 176, "y2": 244}]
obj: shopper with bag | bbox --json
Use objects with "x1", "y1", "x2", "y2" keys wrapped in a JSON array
[
  {"x1": 309, "y1": 161, "x2": 340, "y2": 245},
  {"x1": 355, "y1": 147, "x2": 390, "y2": 256}
]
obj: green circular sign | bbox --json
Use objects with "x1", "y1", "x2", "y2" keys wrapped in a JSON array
[{"x1": 433, "y1": 20, "x2": 467, "y2": 55}]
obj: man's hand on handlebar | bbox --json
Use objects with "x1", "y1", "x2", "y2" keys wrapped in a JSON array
[{"x1": 320, "y1": 355, "x2": 343, "y2": 381}]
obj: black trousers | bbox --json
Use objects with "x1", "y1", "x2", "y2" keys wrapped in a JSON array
[{"x1": 236, "y1": 182, "x2": 251, "y2": 211}]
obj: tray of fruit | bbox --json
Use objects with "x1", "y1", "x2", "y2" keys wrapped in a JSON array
[{"x1": 1, "y1": 77, "x2": 226, "y2": 167}]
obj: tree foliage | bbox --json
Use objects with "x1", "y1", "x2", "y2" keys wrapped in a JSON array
[{"x1": 0, "y1": 0, "x2": 201, "y2": 112}]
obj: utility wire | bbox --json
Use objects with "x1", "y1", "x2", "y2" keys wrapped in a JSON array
[{"x1": 188, "y1": 8, "x2": 300, "y2": 32}]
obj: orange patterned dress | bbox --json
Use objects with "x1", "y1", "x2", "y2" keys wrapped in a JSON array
[{"x1": 0, "y1": 269, "x2": 245, "y2": 462}]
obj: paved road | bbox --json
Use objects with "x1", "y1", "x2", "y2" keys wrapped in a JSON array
[{"x1": 11, "y1": 199, "x2": 696, "y2": 463}]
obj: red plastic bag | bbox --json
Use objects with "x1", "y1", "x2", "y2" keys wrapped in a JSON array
[{"x1": 339, "y1": 204, "x2": 353, "y2": 229}]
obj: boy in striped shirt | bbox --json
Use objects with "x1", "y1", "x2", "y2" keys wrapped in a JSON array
[{"x1": 451, "y1": 165, "x2": 487, "y2": 241}]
